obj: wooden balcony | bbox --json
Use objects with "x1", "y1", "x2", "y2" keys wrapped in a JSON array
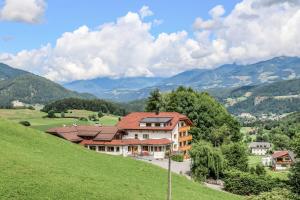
[
  {"x1": 179, "y1": 126, "x2": 190, "y2": 132},
  {"x1": 179, "y1": 145, "x2": 192, "y2": 151},
  {"x1": 179, "y1": 135, "x2": 192, "y2": 142}
]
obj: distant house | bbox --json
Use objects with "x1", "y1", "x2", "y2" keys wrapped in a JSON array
[
  {"x1": 47, "y1": 112, "x2": 193, "y2": 159},
  {"x1": 262, "y1": 156, "x2": 272, "y2": 167},
  {"x1": 272, "y1": 151, "x2": 296, "y2": 171},
  {"x1": 249, "y1": 142, "x2": 272, "y2": 155}
]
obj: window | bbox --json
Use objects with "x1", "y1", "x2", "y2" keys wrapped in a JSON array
[
  {"x1": 143, "y1": 134, "x2": 149, "y2": 139},
  {"x1": 98, "y1": 146, "x2": 105, "y2": 151},
  {"x1": 155, "y1": 123, "x2": 160, "y2": 127},
  {"x1": 146, "y1": 123, "x2": 151, "y2": 127},
  {"x1": 173, "y1": 144, "x2": 177, "y2": 149},
  {"x1": 151, "y1": 146, "x2": 154, "y2": 152},
  {"x1": 128, "y1": 146, "x2": 132, "y2": 151},
  {"x1": 173, "y1": 134, "x2": 177, "y2": 139},
  {"x1": 134, "y1": 134, "x2": 138, "y2": 139},
  {"x1": 179, "y1": 142, "x2": 182, "y2": 147},
  {"x1": 142, "y1": 146, "x2": 149, "y2": 151},
  {"x1": 158, "y1": 146, "x2": 162, "y2": 152},
  {"x1": 89, "y1": 146, "x2": 96, "y2": 151},
  {"x1": 116, "y1": 147, "x2": 120, "y2": 152},
  {"x1": 107, "y1": 147, "x2": 114, "y2": 152}
]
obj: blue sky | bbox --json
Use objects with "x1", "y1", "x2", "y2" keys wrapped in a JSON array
[
  {"x1": 0, "y1": 0, "x2": 241, "y2": 53},
  {"x1": 0, "y1": 0, "x2": 299, "y2": 82}
]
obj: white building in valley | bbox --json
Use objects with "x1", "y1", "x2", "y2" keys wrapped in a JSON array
[{"x1": 249, "y1": 142, "x2": 272, "y2": 155}]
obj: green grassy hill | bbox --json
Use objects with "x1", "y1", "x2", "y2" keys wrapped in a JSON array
[
  {"x1": 0, "y1": 119, "x2": 242, "y2": 200},
  {"x1": 0, "y1": 109, "x2": 119, "y2": 131}
]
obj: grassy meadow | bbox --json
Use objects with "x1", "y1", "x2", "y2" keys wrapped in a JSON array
[
  {"x1": 248, "y1": 155, "x2": 289, "y2": 180},
  {"x1": 0, "y1": 119, "x2": 243, "y2": 200},
  {"x1": 0, "y1": 109, "x2": 119, "y2": 131}
]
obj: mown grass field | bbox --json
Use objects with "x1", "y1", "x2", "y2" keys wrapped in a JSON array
[
  {"x1": 0, "y1": 119, "x2": 243, "y2": 200},
  {"x1": 248, "y1": 155, "x2": 289, "y2": 180},
  {"x1": 0, "y1": 109, "x2": 119, "y2": 131}
]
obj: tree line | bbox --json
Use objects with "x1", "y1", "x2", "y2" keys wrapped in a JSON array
[
  {"x1": 145, "y1": 87, "x2": 300, "y2": 199},
  {"x1": 41, "y1": 98, "x2": 127, "y2": 116}
]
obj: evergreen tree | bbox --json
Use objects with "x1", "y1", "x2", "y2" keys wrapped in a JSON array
[{"x1": 145, "y1": 89, "x2": 162, "y2": 112}]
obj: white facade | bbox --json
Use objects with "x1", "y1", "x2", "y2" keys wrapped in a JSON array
[{"x1": 251, "y1": 148, "x2": 268, "y2": 155}]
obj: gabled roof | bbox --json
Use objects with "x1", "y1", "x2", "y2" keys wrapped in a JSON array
[
  {"x1": 117, "y1": 112, "x2": 192, "y2": 131},
  {"x1": 47, "y1": 125, "x2": 120, "y2": 142},
  {"x1": 249, "y1": 142, "x2": 272, "y2": 149},
  {"x1": 272, "y1": 151, "x2": 289, "y2": 158}
]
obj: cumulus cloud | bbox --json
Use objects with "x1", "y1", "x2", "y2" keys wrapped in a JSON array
[
  {"x1": 0, "y1": 0, "x2": 46, "y2": 23},
  {"x1": 1, "y1": 1, "x2": 300, "y2": 82},
  {"x1": 139, "y1": 5, "x2": 153, "y2": 18}
]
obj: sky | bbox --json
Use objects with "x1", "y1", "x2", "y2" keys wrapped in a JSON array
[{"x1": 0, "y1": 0, "x2": 300, "y2": 82}]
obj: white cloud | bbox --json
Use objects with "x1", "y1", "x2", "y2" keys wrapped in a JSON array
[
  {"x1": 0, "y1": 0, "x2": 46, "y2": 23},
  {"x1": 1, "y1": 0, "x2": 300, "y2": 82},
  {"x1": 139, "y1": 5, "x2": 153, "y2": 19},
  {"x1": 209, "y1": 5, "x2": 225, "y2": 18}
]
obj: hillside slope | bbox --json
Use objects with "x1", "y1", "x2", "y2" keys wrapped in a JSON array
[
  {"x1": 0, "y1": 119, "x2": 242, "y2": 200},
  {"x1": 214, "y1": 78, "x2": 300, "y2": 115},
  {"x1": 0, "y1": 63, "x2": 96, "y2": 107}
]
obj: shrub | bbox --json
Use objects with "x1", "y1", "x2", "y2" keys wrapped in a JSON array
[
  {"x1": 171, "y1": 154, "x2": 184, "y2": 162},
  {"x1": 27, "y1": 106, "x2": 35, "y2": 110},
  {"x1": 19, "y1": 121, "x2": 31, "y2": 126},
  {"x1": 98, "y1": 111, "x2": 104, "y2": 118},
  {"x1": 47, "y1": 110, "x2": 56, "y2": 118},
  {"x1": 79, "y1": 117, "x2": 88, "y2": 121},
  {"x1": 88, "y1": 114, "x2": 98, "y2": 121},
  {"x1": 60, "y1": 112, "x2": 65, "y2": 118},
  {"x1": 224, "y1": 170, "x2": 287, "y2": 195},
  {"x1": 247, "y1": 188, "x2": 298, "y2": 200}
]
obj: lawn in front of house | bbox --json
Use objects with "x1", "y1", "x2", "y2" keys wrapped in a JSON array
[{"x1": 248, "y1": 155, "x2": 289, "y2": 180}]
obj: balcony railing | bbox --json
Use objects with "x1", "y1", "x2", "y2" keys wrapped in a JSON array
[
  {"x1": 179, "y1": 126, "x2": 190, "y2": 132},
  {"x1": 179, "y1": 145, "x2": 192, "y2": 151},
  {"x1": 179, "y1": 135, "x2": 192, "y2": 142}
]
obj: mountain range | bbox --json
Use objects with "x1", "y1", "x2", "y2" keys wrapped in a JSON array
[
  {"x1": 64, "y1": 56, "x2": 300, "y2": 102},
  {"x1": 0, "y1": 63, "x2": 96, "y2": 108}
]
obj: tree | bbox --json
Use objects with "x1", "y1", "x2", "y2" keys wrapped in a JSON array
[
  {"x1": 255, "y1": 164, "x2": 266, "y2": 176},
  {"x1": 270, "y1": 134, "x2": 290, "y2": 150},
  {"x1": 190, "y1": 141, "x2": 225, "y2": 181},
  {"x1": 289, "y1": 134, "x2": 300, "y2": 195},
  {"x1": 98, "y1": 111, "x2": 104, "y2": 118},
  {"x1": 60, "y1": 112, "x2": 65, "y2": 118},
  {"x1": 222, "y1": 142, "x2": 249, "y2": 172},
  {"x1": 47, "y1": 110, "x2": 56, "y2": 118},
  {"x1": 159, "y1": 87, "x2": 241, "y2": 145},
  {"x1": 145, "y1": 89, "x2": 162, "y2": 112}
]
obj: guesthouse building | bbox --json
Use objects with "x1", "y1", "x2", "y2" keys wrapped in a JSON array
[{"x1": 47, "y1": 112, "x2": 193, "y2": 159}]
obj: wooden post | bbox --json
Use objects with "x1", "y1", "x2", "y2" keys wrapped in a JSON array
[{"x1": 167, "y1": 149, "x2": 172, "y2": 200}]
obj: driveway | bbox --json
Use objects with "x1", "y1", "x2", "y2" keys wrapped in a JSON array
[
  {"x1": 137, "y1": 157, "x2": 224, "y2": 191},
  {"x1": 138, "y1": 157, "x2": 191, "y2": 177}
]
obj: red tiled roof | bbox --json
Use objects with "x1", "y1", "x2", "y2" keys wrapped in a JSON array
[
  {"x1": 80, "y1": 138, "x2": 172, "y2": 146},
  {"x1": 272, "y1": 151, "x2": 289, "y2": 158},
  {"x1": 117, "y1": 112, "x2": 192, "y2": 131},
  {"x1": 46, "y1": 125, "x2": 120, "y2": 141}
]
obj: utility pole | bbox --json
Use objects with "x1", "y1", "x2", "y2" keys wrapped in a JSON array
[{"x1": 167, "y1": 149, "x2": 172, "y2": 200}]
